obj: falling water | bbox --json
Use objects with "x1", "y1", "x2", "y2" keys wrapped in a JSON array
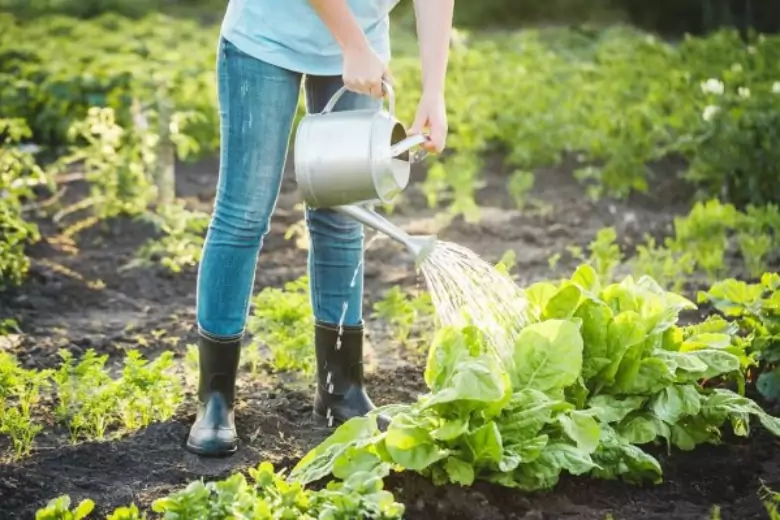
[
  {"x1": 419, "y1": 240, "x2": 530, "y2": 367},
  {"x1": 326, "y1": 234, "x2": 381, "y2": 427}
]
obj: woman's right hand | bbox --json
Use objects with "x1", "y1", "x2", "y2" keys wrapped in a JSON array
[{"x1": 342, "y1": 41, "x2": 389, "y2": 100}]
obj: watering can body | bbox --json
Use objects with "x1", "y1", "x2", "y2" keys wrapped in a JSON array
[{"x1": 293, "y1": 83, "x2": 435, "y2": 263}]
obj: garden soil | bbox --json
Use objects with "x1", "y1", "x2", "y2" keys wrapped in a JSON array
[{"x1": 0, "y1": 153, "x2": 777, "y2": 519}]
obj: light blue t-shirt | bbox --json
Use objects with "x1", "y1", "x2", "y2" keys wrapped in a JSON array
[{"x1": 221, "y1": 0, "x2": 400, "y2": 76}]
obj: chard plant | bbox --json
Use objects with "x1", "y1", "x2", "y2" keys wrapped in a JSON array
[
  {"x1": 34, "y1": 495, "x2": 95, "y2": 520},
  {"x1": 38, "y1": 461, "x2": 403, "y2": 519},
  {"x1": 292, "y1": 265, "x2": 780, "y2": 492},
  {"x1": 698, "y1": 273, "x2": 780, "y2": 401}
]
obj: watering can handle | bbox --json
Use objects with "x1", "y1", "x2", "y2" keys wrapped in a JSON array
[
  {"x1": 390, "y1": 134, "x2": 430, "y2": 164},
  {"x1": 322, "y1": 79, "x2": 396, "y2": 116}
]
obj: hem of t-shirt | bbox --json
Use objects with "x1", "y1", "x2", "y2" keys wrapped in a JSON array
[{"x1": 222, "y1": 31, "x2": 391, "y2": 78}]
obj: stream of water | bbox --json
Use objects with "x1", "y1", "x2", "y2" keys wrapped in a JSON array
[
  {"x1": 420, "y1": 240, "x2": 530, "y2": 364},
  {"x1": 324, "y1": 236, "x2": 529, "y2": 425}
]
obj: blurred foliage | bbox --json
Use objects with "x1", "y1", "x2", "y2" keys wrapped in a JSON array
[{"x1": 2, "y1": 0, "x2": 779, "y2": 37}]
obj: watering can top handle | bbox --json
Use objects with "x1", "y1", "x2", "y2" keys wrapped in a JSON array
[{"x1": 321, "y1": 79, "x2": 396, "y2": 115}]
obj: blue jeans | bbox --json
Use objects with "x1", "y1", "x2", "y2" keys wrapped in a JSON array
[{"x1": 196, "y1": 38, "x2": 380, "y2": 339}]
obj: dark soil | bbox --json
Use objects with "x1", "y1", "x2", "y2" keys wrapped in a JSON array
[{"x1": 1, "y1": 153, "x2": 778, "y2": 519}]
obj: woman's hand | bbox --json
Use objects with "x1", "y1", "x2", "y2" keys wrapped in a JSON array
[
  {"x1": 342, "y1": 42, "x2": 388, "y2": 100},
  {"x1": 308, "y1": 0, "x2": 388, "y2": 99},
  {"x1": 409, "y1": 90, "x2": 448, "y2": 153}
]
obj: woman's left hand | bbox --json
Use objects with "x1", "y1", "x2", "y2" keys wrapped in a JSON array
[{"x1": 409, "y1": 91, "x2": 448, "y2": 154}]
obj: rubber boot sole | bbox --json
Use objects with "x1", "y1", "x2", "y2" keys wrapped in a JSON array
[{"x1": 185, "y1": 437, "x2": 238, "y2": 457}]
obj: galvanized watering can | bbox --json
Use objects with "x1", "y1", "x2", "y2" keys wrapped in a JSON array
[{"x1": 294, "y1": 82, "x2": 436, "y2": 263}]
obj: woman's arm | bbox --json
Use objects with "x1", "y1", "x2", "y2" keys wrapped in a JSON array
[
  {"x1": 413, "y1": 0, "x2": 455, "y2": 97},
  {"x1": 309, "y1": 0, "x2": 387, "y2": 99},
  {"x1": 409, "y1": 0, "x2": 455, "y2": 153}
]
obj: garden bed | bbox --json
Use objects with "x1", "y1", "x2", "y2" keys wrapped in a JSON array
[{"x1": 1, "y1": 154, "x2": 778, "y2": 519}]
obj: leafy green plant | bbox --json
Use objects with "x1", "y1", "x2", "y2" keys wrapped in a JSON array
[
  {"x1": 682, "y1": 64, "x2": 780, "y2": 206},
  {"x1": 52, "y1": 348, "x2": 183, "y2": 442},
  {"x1": 698, "y1": 274, "x2": 780, "y2": 401},
  {"x1": 0, "y1": 118, "x2": 48, "y2": 289},
  {"x1": 292, "y1": 265, "x2": 780, "y2": 492},
  {"x1": 151, "y1": 461, "x2": 403, "y2": 519},
  {"x1": 0, "y1": 351, "x2": 50, "y2": 457},
  {"x1": 373, "y1": 286, "x2": 436, "y2": 352},
  {"x1": 37, "y1": 460, "x2": 404, "y2": 519},
  {"x1": 124, "y1": 201, "x2": 209, "y2": 274},
  {"x1": 631, "y1": 235, "x2": 696, "y2": 293},
  {"x1": 34, "y1": 495, "x2": 94, "y2": 520},
  {"x1": 566, "y1": 227, "x2": 624, "y2": 284},
  {"x1": 247, "y1": 275, "x2": 315, "y2": 376}
]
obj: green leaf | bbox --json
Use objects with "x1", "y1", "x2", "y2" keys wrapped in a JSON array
[
  {"x1": 74, "y1": 499, "x2": 95, "y2": 519},
  {"x1": 512, "y1": 320, "x2": 584, "y2": 395},
  {"x1": 650, "y1": 385, "x2": 702, "y2": 424},
  {"x1": 587, "y1": 395, "x2": 646, "y2": 424},
  {"x1": 703, "y1": 389, "x2": 780, "y2": 437},
  {"x1": 570, "y1": 263, "x2": 601, "y2": 294},
  {"x1": 544, "y1": 442, "x2": 598, "y2": 476},
  {"x1": 616, "y1": 413, "x2": 669, "y2": 445},
  {"x1": 601, "y1": 311, "x2": 646, "y2": 386},
  {"x1": 576, "y1": 299, "x2": 614, "y2": 379},
  {"x1": 431, "y1": 418, "x2": 469, "y2": 441},
  {"x1": 332, "y1": 446, "x2": 387, "y2": 481},
  {"x1": 385, "y1": 415, "x2": 449, "y2": 471},
  {"x1": 498, "y1": 389, "x2": 569, "y2": 443},
  {"x1": 499, "y1": 434, "x2": 548, "y2": 471},
  {"x1": 558, "y1": 410, "x2": 600, "y2": 453},
  {"x1": 543, "y1": 284, "x2": 582, "y2": 320},
  {"x1": 757, "y1": 367, "x2": 780, "y2": 402},
  {"x1": 610, "y1": 356, "x2": 676, "y2": 395},
  {"x1": 422, "y1": 355, "x2": 509, "y2": 412},
  {"x1": 465, "y1": 421, "x2": 503, "y2": 464},
  {"x1": 290, "y1": 415, "x2": 382, "y2": 484},
  {"x1": 444, "y1": 457, "x2": 475, "y2": 486},
  {"x1": 524, "y1": 282, "x2": 559, "y2": 320}
]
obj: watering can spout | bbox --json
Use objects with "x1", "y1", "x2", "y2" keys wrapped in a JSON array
[{"x1": 334, "y1": 204, "x2": 437, "y2": 265}]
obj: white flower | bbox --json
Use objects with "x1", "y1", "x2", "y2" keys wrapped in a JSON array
[
  {"x1": 738, "y1": 87, "x2": 750, "y2": 98},
  {"x1": 701, "y1": 78, "x2": 724, "y2": 95},
  {"x1": 772, "y1": 82, "x2": 780, "y2": 94},
  {"x1": 702, "y1": 105, "x2": 721, "y2": 122},
  {"x1": 748, "y1": 46, "x2": 757, "y2": 54},
  {"x1": 731, "y1": 63, "x2": 743, "y2": 73}
]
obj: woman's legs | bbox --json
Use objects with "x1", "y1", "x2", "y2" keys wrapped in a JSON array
[
  {"x1": 188, "y1": 38, "x2": 302, "y2": 456},
  {"x1": 302, "y1": 76, "x2": 387, "y2": 428}
]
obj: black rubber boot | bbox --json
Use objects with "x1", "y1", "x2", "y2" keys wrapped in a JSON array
[
  {"x1": 186, "y1": 332, "x2": 240, "y2": 456},
  {"x1": 313, "y1": 321, "x2": 389, "y2": 430}
]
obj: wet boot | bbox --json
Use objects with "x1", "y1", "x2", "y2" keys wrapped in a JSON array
[
  {"x1": 313, "y1": 321, "x2": 389, "y2": 430},
  {"x1": 186, "y1": 332, "x2": 240, "y2": 456}
]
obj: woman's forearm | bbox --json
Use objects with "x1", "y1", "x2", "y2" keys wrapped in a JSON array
[
  {"x1": 308, "y1": 0, "x2": 369, "y2": 52},
  {"x1": 413, "y1": 0, "x2": 455, "y2": 96}
]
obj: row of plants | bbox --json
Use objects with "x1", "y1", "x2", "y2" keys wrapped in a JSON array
[
  {"x1": 35, "y1": 461, "x2": 404, "y2": 520},
  {"x1": 0, "y1": 348, "x2": 181, "y2": 458},
  {"x1": 26, "y1": 262, "x2": 780, "y2": 518},
  {"x1": 3, "y1": 14, "x2": 780, "y2": 225},
  {"x1": 291, "y1": 264, "x2": 780, "y2": 490},
  {"x1": 0, "y1": 101, "x2": 211, "y2": 290},
  {"x1": 548, "y1": 199, "x2": 780, "y2": 293}
]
